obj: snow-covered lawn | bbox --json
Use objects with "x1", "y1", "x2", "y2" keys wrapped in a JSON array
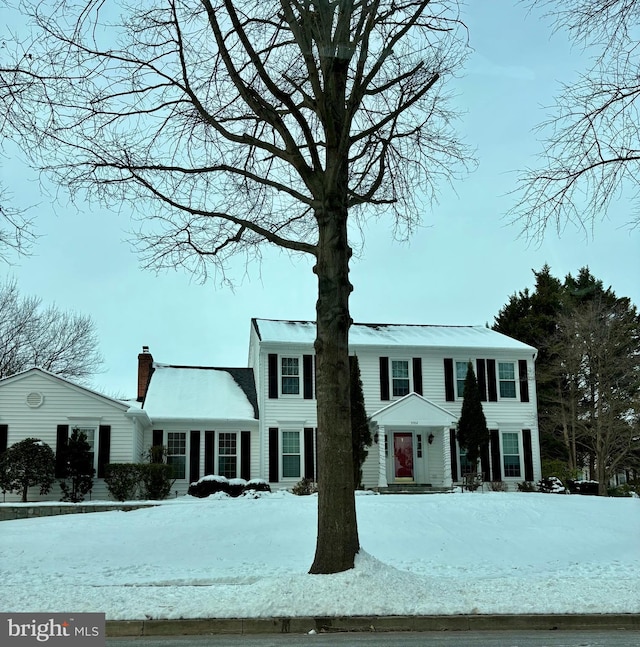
[{"x1": 0, "y1": 491, "x2": 637, "y2": 620}]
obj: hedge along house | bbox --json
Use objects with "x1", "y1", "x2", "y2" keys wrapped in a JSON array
[
  {"x1": 0, "y1": 367, "x2": 149, "y2": 502},
  {"x1": 249, "y1": 319, "x2": 541, "y2": 491}
]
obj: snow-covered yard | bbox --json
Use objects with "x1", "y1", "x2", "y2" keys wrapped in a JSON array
[{"x1": 0, "y1": 491, "x2": 637, "y2": 620}]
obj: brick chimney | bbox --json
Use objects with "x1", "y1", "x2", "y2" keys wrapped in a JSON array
[{"x1": 137, "y1": 345, "x2": 153, "y2": 402}]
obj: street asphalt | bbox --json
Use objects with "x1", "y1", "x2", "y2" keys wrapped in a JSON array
[{"x1": 106, "y1": 614, "x2": 640, "y2": 637}]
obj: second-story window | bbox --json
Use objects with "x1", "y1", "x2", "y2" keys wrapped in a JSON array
[
  {"x1": 391, "y1": 360, "x2": 410, "y2": 397},
  {"x1": 281, "y1": 357, "x2": 300, "y2": 395},
  {"x1": 498, "y1": 362, "x2": 517, "y2": 398}
]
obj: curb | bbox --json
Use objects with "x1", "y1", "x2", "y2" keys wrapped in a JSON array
[{"x1": 106, "y1": 614, "x2": 640, "y2": 637}]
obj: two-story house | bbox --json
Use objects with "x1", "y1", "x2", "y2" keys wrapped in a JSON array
[
  {"x1": 248, "y1": 319, "x2": 540, "y2": 491},
  {"x1": 0, "y1": 318, "x2": 540, "y2": 501}
]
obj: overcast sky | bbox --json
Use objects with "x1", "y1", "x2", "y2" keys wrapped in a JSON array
[{"x1": 2, "y1": 0, "x2": 639, "y2": 398}]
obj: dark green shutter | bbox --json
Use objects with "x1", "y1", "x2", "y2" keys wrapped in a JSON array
[
  {"x1": 476, "y1": 359, "x2": 487, "y2": 402},
  {"x1": 204, "y1": 430, "x2": 215, "y2": 475},
  {"x1": 304, "y1": 427, "x2": 315, "y2": 480},
  {"x1": 268, "y1": 354, "x2": 278, "y2": 399},
  {"x1": 519, "y1": 360, "x2": 530, "y2": 402},
  {"x1": 55, "y1": 425, "x2": 69, "y2": 478},
  {"x1": 97, "y1": 425, "x2": 111, "y2": 478},
  {"x1": 269, "y1": 427, "x2": 279, "y2": 482},
  {"x1": 189, "y1": 430, "x2": 200, "y2": 483},
  {"x1": 152, "y1": 429, "x2": 163, "y2": 447},
  {"x1": 490, "y1": 430, "x2": 501, "y2": 481},
  {"x1": 0, "y1": 424, "x2": 7, "y2": 454},
  {"x1": 379, "y1": 357, "x2": 390, "y2": 400},
  {"x1": 522, "y1": 429, "x2": 534, "y2": 481},
  {"x1": 481, "y1": 444, "x2": 490, "y2": 481},
  {"x1": 444, "y1": 358, "x2": 455, "y2": 401},
  {"x1": 241, "y1": 431, "x2": 251, "y2": 480},
  {"x1": 449, "y1": 428, "x2": 458, "y2": 482},
  {"x1": 487, "y1": 359, "x2": 498, "y2": 402},
  {"x1": 303, "y1": 355, "x2": 314, "y2": 399},
  {"x1": 412, "y1": 358, "x2": 423, "y2": 395}
]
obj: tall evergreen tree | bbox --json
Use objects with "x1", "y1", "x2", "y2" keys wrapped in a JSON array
[
  {"x1": 456, "y1": 362, "x2": 489, "y2": 470},
  {"x1": 59, "y1": 428, "x2": 95, "y2": 502},
  {"x1": 350, "y1": 355, "x2": 372, "y2": 491}
]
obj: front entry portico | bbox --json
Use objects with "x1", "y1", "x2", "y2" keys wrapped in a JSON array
[{"x1": 371, "y1": 393, "x2": 458, "y2": 489}]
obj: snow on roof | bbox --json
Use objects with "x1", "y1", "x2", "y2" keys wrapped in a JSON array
[
  {"x1": 253, "y1": 319, "x2": 536, "y2": 352},
  {"x1": 143, "y1": 365, "x2": 258, "y2": 421}
]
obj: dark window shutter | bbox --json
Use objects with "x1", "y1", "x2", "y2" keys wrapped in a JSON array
[
  {"x1": 241, "y1": 431, "x2": 251, "y2": 480},
  {"x1": 449, "y1": 428, "x2": 458, "y2": 482},
  {"x1": 204, "y1": 430, "x2": 215, "y2": 475},
  {"x1": 519, "y1": 360, "x2": 530, "y2": 402},
  {"x1": 379, "y1": 357, "x2": 390, "y2": 400},
  {"x1": 481, "y1": 443, "x2": 490, "y2": 481},
  {"x1": 412, "y1": 358, "x2": 423, "y2": 395},
  {"x1": 0, "y1": 424, "x2": 7, "y2": 454},
  {"x1": 444, "y1": 358, "x2": 455, "y2": 402},
  {"x1": 490, "y1": 430, "x2": 501, "y2": 481},
  {"x1": 152, "y1": 429, "x2": 163, "y2": 447},
  {"x1": 97, "y1": 425, "x2": 111, "y2": 478},
  {"x1": 303, "y1": 355, "x2": 314, "y2": 400},
  {"x1": 55, "y1": 425, "x2": 69, "y2": 478},
  {"x1": 189, "y1": 430, "x2": 200, "y2": 483},
  {"x1": 268, "y1": 427, "x2": 279, "y2": 483},
  {"x1": 476, "y1": 359, "x2": 487, "y2": 402},
  {"x1": 268, "y1": 354, "x2": 278, "y2": 399},
  {"x1": 522, "y1": 429, "x2": 534, "y2": 481},
  {"x1": 487, "y1": 359, "x2": 498, "y2": 402},
  {"x1": 304, "y1": 427, "x2": 315, "y2": 480}
]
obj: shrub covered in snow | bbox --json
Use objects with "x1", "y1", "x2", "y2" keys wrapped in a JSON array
[
  {"x1": 291, "y1": 477, "x2": 317, "y2": 495},
  {"x1": 537, "y1": 476, "x2": 566, "y2": 494},
  {"x1": 567, "y1": 479, "x2": 600, "y2": 496},
  {"x1": 188, "y1": 475, "x2": 272, "y2": 498},
  {"x1": 517, "y1": 481, "x2": 537, "y2": 492}
]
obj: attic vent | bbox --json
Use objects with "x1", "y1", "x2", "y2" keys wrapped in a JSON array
[{"x1": 26, "y1": 391, "x2": 44, "y2": 408}]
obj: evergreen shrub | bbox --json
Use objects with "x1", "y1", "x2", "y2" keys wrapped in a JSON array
[
  {"x1": 291, "y1": 477, "x2": 317, "y2": 495},
  {"x1": 517, "y1": 481, "x2": 537, "y2": 492},
  {"x1": 488, "y1": 480, "x2": 507, "y2": 492},
  {"x1": 188, "y1": 475, "x2": 230, "y2": 497},
  {"x1": 139, "y1": 463, "x2": 174, "y2": 500},
  {"x1": 105, "y1": 464, "x2": 142, "y2": 501},
  {"x1": 537, "y1": 476, "x2": 566, "y2": 494}
]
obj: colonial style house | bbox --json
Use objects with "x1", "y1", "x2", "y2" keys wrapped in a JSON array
[{"x1": 0, "y1": 318, "x2": 540, "y2": 501}]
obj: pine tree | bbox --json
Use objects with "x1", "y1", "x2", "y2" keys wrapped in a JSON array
[
  {"x1": 350, "y1": 355, "x2": 372, "y2": 490},
  {"x1": 456, "y1": 362, "x2": 489, "y2": 469},
  {"x1": 59, "y1": 428, "x2": 95, "y2": 502}
]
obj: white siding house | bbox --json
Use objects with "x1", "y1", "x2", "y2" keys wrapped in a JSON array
[
  {"x1": 0, "y1": 318, "x2": 541, "y2": 500},
  {"x1": 0, "y1": 368, "x2": 147, "y2": 501},
  {"x1": 249, "y1": 319, "x2": 541, "y2": 491}
]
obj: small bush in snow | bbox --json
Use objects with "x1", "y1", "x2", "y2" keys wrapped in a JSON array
[
  {"x1": 608, "y1": 483, "x2": 640, "y2": 498},
  {"x1": 139, "y1": 463, "x2": 175, "y2": 500},
  {"x1": 567, "y1": 479, "x2": 599, "y2": 496},
  {"x1": 228, "y1": 478, "x2": 247, "y2": 498},
  {"x1": 488, "y1": 480, "x2": 507, "y2": 492},
  {"x1": 517, "y1": 481, "x2": 537, "y2": 492},
  {"x1": 537, "y1": 476, "x2": 566, "y2": 494},
  {"x1": 188, "y1": 475, "x2": 230, "y2": 498},
  {"x1": 105, "y1": 464, "x2": 142, "y2": 501},
  {"x1": 245, "y1": 479, "x2": 271, "y2": 493},
  {"x1": 291, "y1": 477, "x2": 317, "y2": 495}
]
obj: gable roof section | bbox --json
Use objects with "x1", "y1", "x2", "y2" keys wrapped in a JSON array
[
  {"x1": 143, "y1": 364, "x2": 258, "y2": 422},
  {"x1": 0, "y1": 367, "x2": 131, "y2": 411},
  {"x1": 252, "y1": 318, "x2": 537, "y2": 353},
  {"x1": 371, "y1": 393, "x2": 458, "y2": 427}
]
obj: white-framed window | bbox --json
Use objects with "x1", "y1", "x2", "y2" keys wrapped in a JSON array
[
  {"x1": 167, "y1": 432, "x2": 186, "y2": 479},
  {"x1": 218, "y1": 432, "x2": 238, "y2": 479},
  {"x1": 71, "y1": 426, "x2": 97, "y2": 471},
  {"x1": 281, "y1": 357, "x2": 300, "y2": 395},
  {"x1": 281, "y1": 430, "x2": 301, "y2": 479},
  {"x1": 455, "y1": 361, "x2": 468, "y2": 398},
  {"x1": 391, "y1": 360, "x2": 410, "y2": 397},
  {"x1": 498, "y1": 362, "x2": 517, "y2": 398},
  {"x1": 502, "y1": 432, "x2": 521, "y2": 478}
]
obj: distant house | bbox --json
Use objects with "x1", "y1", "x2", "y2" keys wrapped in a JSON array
[{"x1": 0, "y1": 319, "x2": 540, "y2": 501}]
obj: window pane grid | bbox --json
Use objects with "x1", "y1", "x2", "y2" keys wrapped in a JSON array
[
  {"x1": 281, "y1": 357, "x2": 300, "y2": 394},
  {"x1": 502, "y1": 433, "x2": 521, "y2": 478},
  {"x1": 218, "y1": 433, "x2": 236, "y2": 455},
  {"x1": 392, "y1": 360, "x2": 410, "y2": 397},
  {"x1": 498, "y1": 362, "x2": 516, "y2": 398}
]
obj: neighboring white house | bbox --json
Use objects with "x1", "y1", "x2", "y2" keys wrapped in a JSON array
[{"x1": 0, "y1": 318, "x2": 541, "y2": 501}]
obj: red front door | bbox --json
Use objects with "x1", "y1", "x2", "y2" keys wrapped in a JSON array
[{"x1": 393, "y1": 433, "x2": 414, "y2": 480}]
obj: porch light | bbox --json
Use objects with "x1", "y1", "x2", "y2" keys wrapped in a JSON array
[{"x1": 428, "y1": 433, "x2": 434, "y2": 445}]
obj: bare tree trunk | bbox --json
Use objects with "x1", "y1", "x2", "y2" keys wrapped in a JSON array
[{"x1": 309, "y1": 201, "x2": 359, "y2": 574}]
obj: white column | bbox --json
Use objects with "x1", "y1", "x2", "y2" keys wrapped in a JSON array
[
  {"x1": 378, "y1": 425, "x2": 388, "y2": 488},
  {"x1": 443, "y1": 426, "x2": 453, "y2": 486}
]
